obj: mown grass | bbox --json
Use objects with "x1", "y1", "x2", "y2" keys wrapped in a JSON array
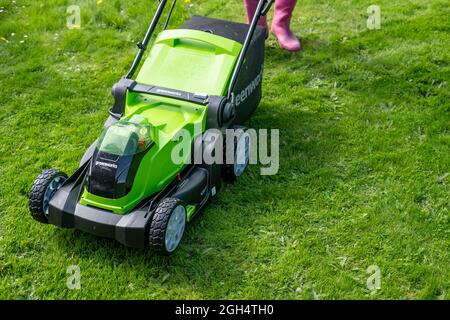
[{"x1": 0, "y1": 0, "x2": 449, "y2": 299}]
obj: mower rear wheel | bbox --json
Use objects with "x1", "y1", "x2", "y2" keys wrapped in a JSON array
[
  {"x1": 223, "y1": 126, "x2": 251, "y2": 182},
  {"x1": 148, "y1": 198, "x2": 187, "y2": 254},
  {"x1": 29, "y1": 169, "x2": 68, "y2": 223}
]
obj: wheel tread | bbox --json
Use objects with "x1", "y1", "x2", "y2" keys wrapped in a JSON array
[
  {"x1": 148, "y1": 198, "x2": 184, "y2": 254},
  {"x1": 29, "y1": 169, "x2": 67, "y2": 223}
]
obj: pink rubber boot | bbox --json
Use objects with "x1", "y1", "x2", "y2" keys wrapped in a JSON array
[
  {"x1": 271, "y1": 0, "x2": 302, "y2": 52},
  {"x1": 243, "y1": 0, "x2": 269, "y2": 38}
]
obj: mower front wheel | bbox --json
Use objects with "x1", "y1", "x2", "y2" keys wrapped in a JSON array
[
  {"x1": 29, "y1": 169, "x2": 68, "y2": 223},
  {"x1": 148, "y1": 198, "x2": 187, "y2": 254}
]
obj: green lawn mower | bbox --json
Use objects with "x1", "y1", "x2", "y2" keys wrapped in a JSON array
[{"x1": 29, "y1": 0, "x2": 274, "y2": 254}]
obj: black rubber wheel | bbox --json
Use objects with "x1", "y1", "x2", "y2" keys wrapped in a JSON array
[
  {"x1": 148, "y1": 198, "x2": 187, "y2": 254},
  {"x1": 29, "y1": 169, "x2": 68, "y2": 223},
  {"x1": 222, "y1": 126, "x2": 250, "y2": 182}
]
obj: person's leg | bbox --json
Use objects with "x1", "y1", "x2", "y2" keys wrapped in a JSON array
[
  {"x1": 271, "y1": 0, "x2": 302, "y2": 52},
  {"x1": 243, "y1": 0, "x2": 269, "y2": 37}
]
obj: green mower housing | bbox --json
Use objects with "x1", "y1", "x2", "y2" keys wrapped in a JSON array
[{"x1": 29, "y1": 1, "x2": 272, "y2": 253}]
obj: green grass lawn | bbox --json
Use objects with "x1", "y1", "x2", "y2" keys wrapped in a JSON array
[{"x1": 0, "y1": 0, "x2": 449, "y2": 299}]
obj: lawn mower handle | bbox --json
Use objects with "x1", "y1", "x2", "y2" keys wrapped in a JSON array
[
  {"x1": 227, "y1": 0, "x2": 274, "y2": 100},
  {"x1": 126, "y1": 0, "x2": 169, "y2": 79},
  {"x1": 262, "y1": 0, "x2": 275, "y2": 15}
]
